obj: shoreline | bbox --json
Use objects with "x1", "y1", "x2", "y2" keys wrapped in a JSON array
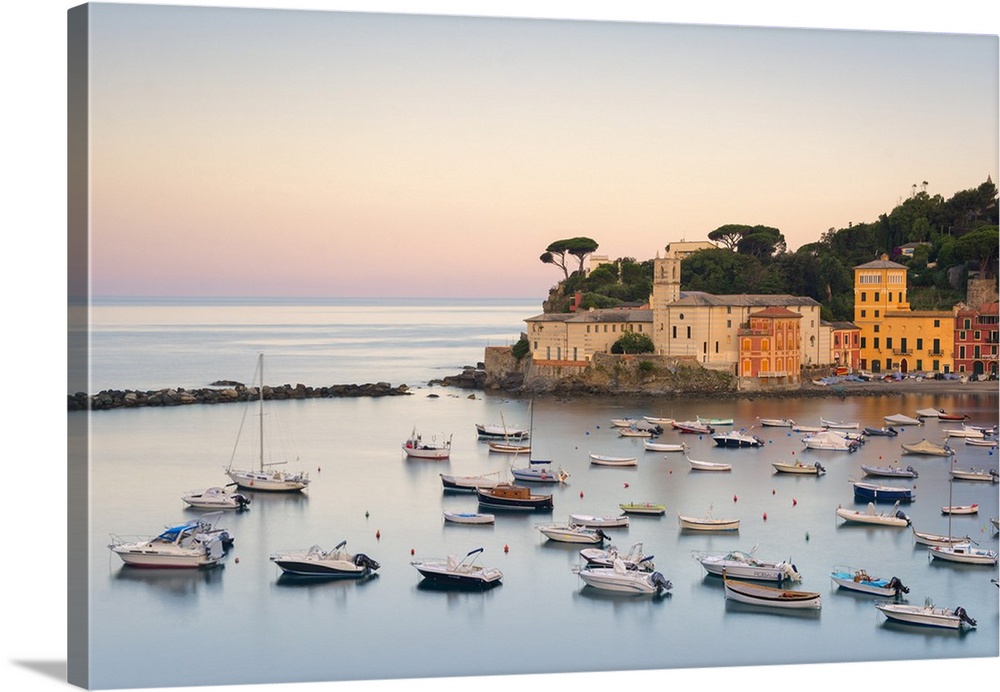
[{"x1": 68, "y1": 376, "x2": 997, "y2": 411}]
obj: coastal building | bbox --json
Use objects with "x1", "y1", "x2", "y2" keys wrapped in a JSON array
[
  {"x1": 853, "y1": 254, "x2": 954, "y2": 374},
  {"x1": 737, "y1": 307, "x2": 802, "y2": 383},
  {"x1": 954, "y1": 300, "x2": 999, "y2": 377},
  {"x1": 525, "y1": 308, "x2": 653, "y2": 367},
  {"x1": 827, "y1": 321, "x2": 862, "y2": 371}
]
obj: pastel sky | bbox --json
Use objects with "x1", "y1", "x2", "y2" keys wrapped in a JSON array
[{"x1": 81, "y1": 2, "x2": 998, "y2": 299}]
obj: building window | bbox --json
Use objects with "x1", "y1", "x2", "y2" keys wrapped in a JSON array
[
  {"x1": 874, "y1": 324, "x2": 880, "y2": 333},
  {"x1": 964, "y1": 319, "x2": 971, "y2": 329},
  {"x1": 874, "y1": 310, "x2": 879, "y2": 318},
  {"x1": 960, "y1": 346, "x2": 966, "y2": 359},
  {"x1": 874, "y1": 293, "x2": 879, "y2": 302},
  {"x1": 933, "y1": 320, "x2": 940, "y2": 328},
  {"x1": 886, "y1": 337, "x2": 892, "y2": 349},
  {"x1": 861, "y1": 292, "x2": 867, "y2": 302},
  {"x1": 672, "y1": 326, "x2": 677, "y2": 339},
  {"x1": 586, "y1": 325, "x2": 590, "y2": 333},
  {"x1": 861, "y1": 337, "x2": 866, "y2": 348},
  {"x1": 715, "y1": 341, "x2": 719, "y2": 353},
  {"x1": 959, "y1": 331, "x2": 966, "y2": 341},
  {"x1": 974, "y1": 330, "x2": 981, "y2": 340},
  {"x1": 679, "y1": 313, "x2": 685, "y2": 320},
  {"x1": 916, "y1": 360, "x2": 922, "y2": 371},
  {"x1": 888, "y1": 293, "x2": 893, "y2": 302},
  {"x1": 726, "y1": 320, "x2": 731, "y2": 328},
  {"x1": 861, "y1": 310, "x2": 866, "y2": 318},
  {"x1": 916, "y1": 338, "x2": 923, "y2": 350},
  {"x1": 874, "y1": 338, "x2": 880, "y2": 349},
  {"x1": 686, "y1": 326, "x2": 692, "y2": 339}
]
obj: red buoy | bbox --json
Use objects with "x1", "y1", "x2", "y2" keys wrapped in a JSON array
[
  {"x1": 733, "y1": 494, "x2": 738, "y2": 502},
  {"x1": 624, "y1": 483, "x2": 629, "y2": 488},
  {"x1": 763, "y1": 512, "x2": 768, "y2": 521},
  {"x1": 580, "y1": 491, "x2": 584, "y2": 498},
  {"x1": 376, "y1": 530, "x2": 381, "y2": 540},
  {"x1": 410, "y1": 548, "x2": 415, "y2": 555},
  {"x1": 504, "y1": 544, "x2": 509, "y2": 553},
  {"x1": 792, "y1": 498, "x2": 798, "y2": 506}
]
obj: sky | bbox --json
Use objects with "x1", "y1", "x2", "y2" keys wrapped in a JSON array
[
  {"x1": 2, "y1": 4, "x2": 999, "y2": 692},
  {"x1": 72, "y1": 1, "x2": 999, "y2": 299}
]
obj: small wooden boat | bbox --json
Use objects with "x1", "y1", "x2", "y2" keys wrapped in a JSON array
[
  {"x1": 928, "y1": 542, "x2": 998, "y2": 565},
  {"x1": 861, "y1": 464, "x2": 917, "y2": 479},
  {"x1": 821, "y1": 418, "x2": 859, "y2": 430},
  {"x1": 937, "y1": 412, "x2": 970, "y2": 421},
  {"x1": 830, "y1": 566, "x2": 908, "y2": 597},
  {"x1": 443, "y1": 511, "x2": 495, "y2": 525},
  {"x1": 941, "y1": 504, "x2": 978, "y2": 515},
  {"x1": 536, "y1": 523, "x2": 608, "y2": 544},
  {"x1": 678, "y1": 509, "x2": 739, "y2": 531},
  {"x1": 791, "y1": 424, "x2": 824, "y2": 433},
  {"x1": 836, "y1": 501, "x2": 910, "y2": 527},
  {"x1": 875, "y1": 600, "x2": 977, "y2": 629},
  {"x1": 476, "y1": 483, "x2": 553, "y2": 511},
  {"x1": 723, "y1": 576, "x2": 821, "y2": 609},
  {"x1": 964, "y1": 438, "x2": 998, "y2": 448},
  {"x1": 411, "y1": 547, "x2": 503, "y2": 588},
  {"x1": 643, "y1": 415, "x2": 675, "y2": 426},
  {"x1": 619, "y1": 502, "x2": 666, "y2": 516},
  {"x1": 688, "y1": 456, "x2": 732, "y2": 472},
  {"x1": 569, "y1": 513, "x2": 629, "y2": 528},
  {"x1": 884, "y1": 414, "x2": 920, "y2": 426},
  {"x1": 440, "y1": 472, "x2": 501, "y2": 492},
  {"x1": 643, "y1": 439, "x2": 687, "y2": 453},
  {"x1": 610, "y1": 417, "x2": 638, "y2": 427},
  {"x1": 589, "y1": 453, "x2": 638, "y2": 467},
  {"x1": 911, "y1": 526, "x2": 970, "y2": 547},
  {"x1": 510, "y1": 460, "x2": 570, "y2": 483},
  {"x1": 697, "y1": 415, "x2": 734, "y2": 426},
  {"x1": 618, "y1": 427, "x2": 654, "y2": 438},
  {"x1": 475, "y1": 423, "x2": 528, "y2": 439},
  {"x1": 402, "y1": 427, "x2": 452, "y2": 459},
  {"x1": 672, "y1": 420, "x2": 714, "y2": 434},
  {"x1": 901, "y1": 439, "x2": 954, "y2": 456},
  {"x1": 487, "y1": 441, "x2": 531, "y2": 454},
  {"x1": 942, "y1": 425, "x2": 984, "y2": 438},
  {"x1": 852, "y1": 481, "x2": 914, "y2": 503},
  {"x1": 950, "y1": 467, "x2": 999, "y2": 482},
  {"x1": 759, "y1": 418, "x2": 794, "y2": 427},
  {"x1": 772, "y1": 460, "x2": 825, "y2": 475}
]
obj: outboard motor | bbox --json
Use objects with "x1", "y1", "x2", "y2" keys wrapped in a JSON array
[
  {"x1": 954, "y1": 606, "x2": 977, "y2": 628},
  {"x1": 895, "y1": 510, "x2": 911, "y2": 526},
  {"x1": 906, "y1": 465, "x2": 917, "y2": 478},
  {"x1": 354, "y1": 553, "x2": 381, "y2": 572},
  {"x1": 814, "y1": 462, "x2": 826, "y2": 474},
  {"x1": 596, "y1": 528, "x2": 610, "y2": 543},
  {"x1": 649, "y1": 571, "x2": 673, "y2": 592},
  {"x1": 887, "y1": 576, "x2": 909, "y2": 596},
  {"x1": 990, "y1": 469, "x2": 998, "y2": 481},
  {"x1": 234, "y1": 493, "x2": 251, "y2": 510}
]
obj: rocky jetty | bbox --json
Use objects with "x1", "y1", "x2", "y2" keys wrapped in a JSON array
[{"x1": 69, "y1": 381, "x2": 410, "y2": 411}]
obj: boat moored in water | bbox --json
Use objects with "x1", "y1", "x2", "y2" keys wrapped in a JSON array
[
  {"x1": 875, "y1": 599, "x2": 977, "y2": 630},
  {"x1": 722, "y1": 576, "x2": 821, "y2": 609},
  {"x1": 411, "y1": 547, "x2": 503, "y2": 588},
  {"x1": 830, "y1": 566, "x2": 909, "y2": 597},
  {"x1": 270, "y1": 540, "x2": 380, "y2": 578}
]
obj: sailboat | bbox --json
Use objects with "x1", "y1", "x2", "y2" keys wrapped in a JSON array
[
  {"x1": 510, "y1": 399, "x2": 569, "y2": 484},
  {"x1": 928, "y1": 468, "x2": 999, "y2": 565},
  {"x1": 225, "y1": 354, "x2": 310, "y2": 492}
]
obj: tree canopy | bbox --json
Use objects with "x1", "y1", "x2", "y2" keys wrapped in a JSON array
[{"x1": 540, "y1": 237, "x2": 600, "y2": 279}]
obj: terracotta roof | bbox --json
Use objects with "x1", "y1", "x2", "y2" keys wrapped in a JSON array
[{"x1": 748, "y1": 306, "x2": 802, "y2": 319}]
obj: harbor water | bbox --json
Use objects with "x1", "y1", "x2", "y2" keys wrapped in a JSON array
[{"x1": 74, "y1": 299, "x2": 998, "y2": 690}]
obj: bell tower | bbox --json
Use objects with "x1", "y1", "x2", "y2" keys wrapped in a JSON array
[{"x1": 651, "y1": 247, "x2": 681, "y2": 354}]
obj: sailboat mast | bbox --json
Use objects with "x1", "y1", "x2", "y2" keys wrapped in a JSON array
[{"x1": 258, "y1": 353, "x2": 265, "y2": 473}]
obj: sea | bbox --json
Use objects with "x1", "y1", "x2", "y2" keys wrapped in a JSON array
[{"x1": 70, "y1": 298, "x2": 998, "y2": 692}]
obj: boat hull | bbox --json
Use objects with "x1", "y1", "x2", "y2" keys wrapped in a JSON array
[
  {"x1": 928, "y1": 545, "x2": 999, "y2": 565},
  {"x1": 678, "y1": 514, "x2": 739, "y2": 531},
  {"x1": 852, "y1": 483, "x2": 914, "y2": 503},
  {"x1": 476, "y1": 486, "x2": 553, "y2": 511},
  {"x1": 723, "y1": 578, "x2": 820, "y2": 609},
  {"x1": 226, "y1": 469, "x2": 309, "y2": 492},
  {"x1": 576, "y1": 568, "x2": 669, "y2": 594},
  {"x1": 771, "y1": 462, "x2": 822, "y2": 475},
  {"x1": 110, "y1": 545, "x2": 219, "y2": 569},
  {"x1": 830, "y1": 570, "x2": 904, "y2": 597},
  {"x1": 875, "y1": 603, "x2": 971, "y2": 629},
  {"x1": 412, "y1": 563, "x2": 503, "y2": 588},
  {"x1": 836, "y1": 506, "x2": 909, "y2": 527},
  {"x1": 440, "y1": 474, "x2": 500, "y2": 491},
  {"x1": 700, "y1": 557, "x2": 796, "y2": 582},
  {"x1": 619, "y1": 503, "x2": 666, "y2": 515},
  {"x1": 443, "y1": 512, "x2": 495, "y2": 525}
]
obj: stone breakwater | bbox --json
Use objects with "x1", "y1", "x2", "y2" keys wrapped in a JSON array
[{"x1": 69, "y1": 381, "x2": 411, "y2": 411}]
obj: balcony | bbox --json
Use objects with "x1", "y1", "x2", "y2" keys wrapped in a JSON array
[{"x1": 891, "y1": 349, "x2": 913, "y2": 356}]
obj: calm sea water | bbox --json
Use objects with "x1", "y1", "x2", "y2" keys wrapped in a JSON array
[{"x1": 75, "y1": 300, "x2": 998, "y2": 690}]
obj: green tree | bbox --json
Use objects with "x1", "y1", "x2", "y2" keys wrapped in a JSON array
[
  {"x1": 540, "y1": 237, "x2": 600, "y2": 279},
  {"x1": 953, "y1": 226, "x2": 999, "y2": 278},
  {"x1": 610, "y1": 332, "x2": 655, "y2": 354}
]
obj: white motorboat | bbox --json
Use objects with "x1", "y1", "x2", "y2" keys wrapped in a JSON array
[
  {"x1": 440, "y1": 472, "x2": 501, "y2": 492},
  {"x1": 678, "y1": 508, "x2": 739, "y2": 531},
  {"x1": 411, "y1": 547, "x2": 503, "y2": 588},
  {"x1": 950, "y1": 467, "x2": 999, "y2": 482},
  {"x1": 108, "y1": 512, "x2": 229, "y2": 569},
  {"x1": 642, "y1": 416, "x2": 675, "y2": 426},
  {"x1": 618, "y1": 426, "x2": 654, "y2": 438},
  {"x1": 573, "y1": 559, "x2": 672, "y2": 595},
  {"x1": 579, "y1": 542, "x2": 653, "y2": 571},
  {"x1": 697, "y1": 415, "x2": 734, "y2": 426},
  {"x1": 712, "y1": 430, "x2": 764, "y2": 448},
  {"x1": 643, "y1": 439, "x2": 687, "y2": 453},
  {"x1": 269, "y1": 540, "x2": 380, "y2": 577},
  {"x1": 181, "y1": 486, "x2": 251, "y2": 510},
  {"x1": 791, "y1": 424, "x2": 824, "y2": 433},
  {"x1": 537, "y1": 523, "x2": 609, "y2": 544},
  {"x1": 861, "y1": 464, "x2": 917, "y2": 479},
  {"x1": 964, "y1": 438, "x2": 998, "y2": 448},
  {"x1": 487, "y1": 440, "x2": 531, "y2": 454},
  {"x1": 829, "y1": 566, "x2": 909, "y2": 597},
  {"x1": 875, "y1": 599, "x2": 977, "y2": 630},
  {"x1": 884, "y1": 413, "x2": 921, "y2": 426},
  {"x1": 402, "y1": 427, "x2": 452, "y2": 459},
  {"x1": 688, "y1": 456, "x2": 732, "y2": 472},
  {"x1": 723, "y1": 577, "x2": 821, "y2": 609},
  {"x1": 619, "y1": 502, "x2": 666, "y2": 516},
  {"x1": 443, "y1": 511, "x2": 495, "y2": 525},
  {"x1": 759, "y1": 418, "x2": 794, "y2": 427},
  {"x1": 510, "y1": 461, "x2": 570, "y2": 483},
  {"x1": 569, "y1": 513, "x2": 629, "y2": 528},
  {"x1": 225, "y1": 354, "x2": 310, "y2": 492},
  {"x1": 610, "y1": 417, "x2": 638, "y2": 428},
  {"x1": 697, "y1": 549, "x2": 801, "y2": 582},
  {"x1": 772, "y1": 460, "x2": 825, "y2": 475},
  {"x1": 589, "y1": 453, "x2": 638, "y2": 467},
  {"x1": 942, "y1": 424, "x2": 985, "y2": 439},
  {"x1": 802, "y1": 431, "x2": 859, "y2": 452},
  {"x1": 928, "y1": 542, "x2": 999, "y2": 565},
  {"x1": 836, "y1": 501, "x2": 910, "y2": 527},
  {"x1": 915, "y1": 408, "x2": 943, "y2": 418},
  {"x1": 672, "y1": 420, "x2": 714, "y2": 434}
]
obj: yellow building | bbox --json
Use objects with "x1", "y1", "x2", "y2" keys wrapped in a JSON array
[{"x1": 853, "y1": 254, "x2": 953, "y2": 374}]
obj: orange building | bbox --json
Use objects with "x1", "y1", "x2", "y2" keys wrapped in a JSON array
[{"x1": 738, "y1": 307, "x2": 802, "y2": 383}]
